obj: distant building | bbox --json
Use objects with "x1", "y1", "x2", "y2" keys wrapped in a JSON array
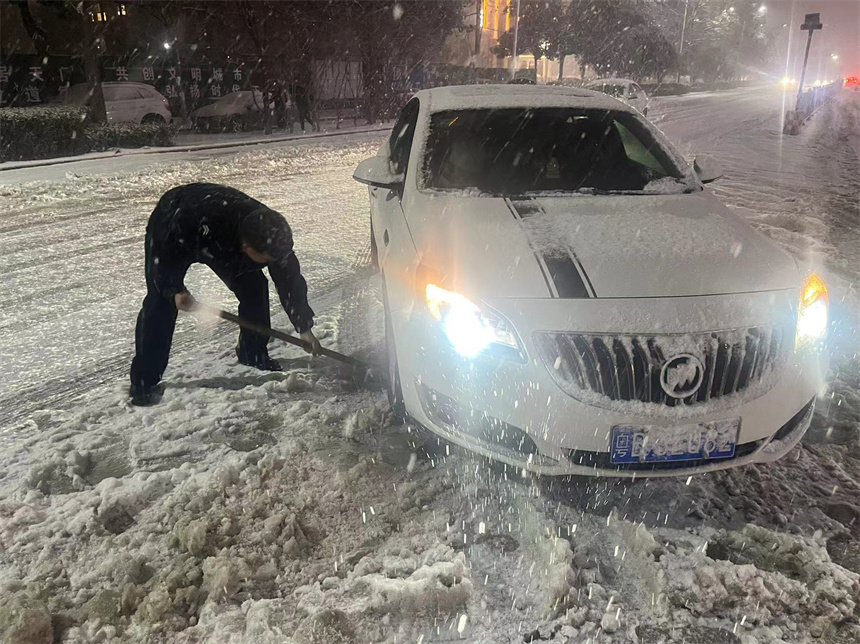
[{"x1": 447, "y1": 0, "x2": 584, "y2": 84}]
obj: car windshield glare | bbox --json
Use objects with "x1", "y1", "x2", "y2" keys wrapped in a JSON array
[{"x1": 422, "y1": 107, "x2": 686, "y2": 196}]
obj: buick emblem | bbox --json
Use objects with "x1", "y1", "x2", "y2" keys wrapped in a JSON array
[{"x1": 660, "y1": 354, "x2": 704, "y2": 398}]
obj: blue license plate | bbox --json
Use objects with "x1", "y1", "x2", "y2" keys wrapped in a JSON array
[{"x1": 610, "y1": 419, "x2": 740, "y2": 464}]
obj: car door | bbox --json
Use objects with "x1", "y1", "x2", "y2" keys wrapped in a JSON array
[
  {"x1": 373, "y1": 98, "x2": 419, "y2": 276},
  {"x1": 102, "y1": 85, "x2": 119, "y2": 122},
  {"x1": 137, "y1": 86, "x2": 159, "y2": 121},
  {"x1": 104, "y1": 85, "x2": 139, "y2": 123},
  {"x1": 374, "y1": 99, "x2": 423, "y2": 341}
]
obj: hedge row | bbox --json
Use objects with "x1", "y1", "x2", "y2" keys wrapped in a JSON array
[{"x1": 0, "y1": 106, "x2": 174, "y2": 162}]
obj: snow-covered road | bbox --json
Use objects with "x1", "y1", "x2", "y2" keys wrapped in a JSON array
[
  {"x1": 0, "y1": 87, "x2": 858, "y2": 644},
  {"x1": 0, "y1": 132, "x2": 385, "y2": 428}
]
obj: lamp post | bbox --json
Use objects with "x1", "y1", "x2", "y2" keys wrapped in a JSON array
[
  {"x1": 676, "y1": 0, "x2": 689, "y2": 84},
  {"x1": 510, "y1": 0, "x2": 520, "y2": 80}
]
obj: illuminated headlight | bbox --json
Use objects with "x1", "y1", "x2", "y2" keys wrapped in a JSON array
[
  {"x1": 425, "y1": 284, "x2": 521, "y2": 359},
  {"x1": 795, "y1": 273, "x2": 828, "y2": 349}
]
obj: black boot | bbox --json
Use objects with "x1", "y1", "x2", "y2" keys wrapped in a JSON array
[
  {"x1": 129, "y1": 382, "x2": 165, "y2": 407},
  {"x1": 236, "y1": 348, "x2": 283, "y2": 372}
]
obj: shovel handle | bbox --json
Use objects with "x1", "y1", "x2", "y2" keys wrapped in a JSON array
[{"x1": 199, "y1": 305, "x2": 366, "y2": 369}]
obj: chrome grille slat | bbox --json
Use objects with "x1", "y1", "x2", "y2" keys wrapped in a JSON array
[
  {"x1": 584, "y1": 338, "x2": 606, "y2": 396},
  {"x1": 572, "y1": 336, "x2": 601, "y2": 393},
  {"x1": 617, "y1": 339, "x2": 636, "y2": 400},
  {"x1": 599, "y1": 338, "x2": 623, "y2": 400},
  {"x1": 720, "y1": 342, "x2": 736, "y2": 396},
  {"x1": 770, "y1": 328, "x2": 784, "y2": 370},
  {"x1": 559, "y1": 335, "x2": 587, "y2": 389},
  {"x1": 536, "y1": 325, "x2": 785, "y2": 408},
  {"x1": 730, "y1": 339, "x2": 746, "y2": 393},
  {"x1": 743, "y1": 332, "x2": 762, "y2": 389},
  {"x1": 632, "y1": 339, "x2": 651, "y2": 403},
  {"x1": 757, "y1": 327, "x2": 774, "y2": 380}
]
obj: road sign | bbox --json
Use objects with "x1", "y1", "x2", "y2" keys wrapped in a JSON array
[
  {"x1": 795, "y1": 13, "x2": 823, "y2": 118},
  {"x1": 801, "y1": 13, "x2": 822, "y2": 31}
]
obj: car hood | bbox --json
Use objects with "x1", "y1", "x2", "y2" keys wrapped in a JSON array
[{"x1": 410, "y1": 193, "x2": 798, "y2": 299}]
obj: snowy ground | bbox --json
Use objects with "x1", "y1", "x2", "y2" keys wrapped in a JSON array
[{"x1": 0, "y1": 87, "x2": 858, "y2": 644}]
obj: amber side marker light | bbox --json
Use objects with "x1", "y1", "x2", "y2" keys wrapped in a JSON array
[{"x1": 796, "y1": 273, "x2": 828, "y2": 349}]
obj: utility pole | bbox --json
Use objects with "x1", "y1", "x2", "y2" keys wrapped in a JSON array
[
  {"x1": 676, "y1": 0, "x2": 689, "y2": 84},
  {"x1": 784, "y1": 12, "x2": 823, "y2": 134},
  {"x1": 474, "y1": 0, "x2": 482, "y2": 59},
  {"x1": 510, "y1": 0, "x2": 520, "y2": 80}
]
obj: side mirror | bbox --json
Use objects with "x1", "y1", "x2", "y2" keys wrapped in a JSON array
[
  {"x1": 694, "y1": 154, "x2": 724, "y2": 184},
  {"x1": 353, "y1": 156, "x2": 404, "y2": 190}
]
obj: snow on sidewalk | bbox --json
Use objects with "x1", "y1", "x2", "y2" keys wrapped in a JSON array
[{"x1": 0, "y1": 121, "x2": 391, "y2": 173}]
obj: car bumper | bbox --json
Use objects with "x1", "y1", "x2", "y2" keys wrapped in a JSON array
[
  {"x1": 392, "y1": 289, "x2": 825, "y2": 478},
  {"x1": 407, "y1": 395, "x2": 814, "y2": 477}
]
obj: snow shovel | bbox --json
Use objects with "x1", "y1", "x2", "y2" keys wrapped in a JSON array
[{"x1": 197, "y1": 304, "x2": 367, "y2": 370}]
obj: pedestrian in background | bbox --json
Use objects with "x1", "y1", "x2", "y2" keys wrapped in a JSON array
[{"x1": 293, "y1": 83, "x2": 316, "y2": 133}]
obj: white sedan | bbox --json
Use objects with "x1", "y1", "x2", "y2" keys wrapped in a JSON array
[{"x1": 353, "y1": 85, "x2": 827, "y2": 477}]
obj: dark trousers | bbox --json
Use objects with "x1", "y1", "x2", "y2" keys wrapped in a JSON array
[{"x1": 130, "y1": 237, "x2": 271, "y2": 389}]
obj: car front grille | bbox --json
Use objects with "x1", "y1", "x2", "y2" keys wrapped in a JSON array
[{"x1": 535, "y1": 325, "x2": 786, "y2": 408}]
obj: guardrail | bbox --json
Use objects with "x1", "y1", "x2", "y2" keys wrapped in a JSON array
[{"x1": 783, "y1": 81, "x2": 842, "y2": 134}]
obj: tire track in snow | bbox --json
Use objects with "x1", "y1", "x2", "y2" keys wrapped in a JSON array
[{"x1": 0, "y1": 268, "x2": 373, "y2": 432}]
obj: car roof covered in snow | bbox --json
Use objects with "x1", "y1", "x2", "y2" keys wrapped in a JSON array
[{"x1": 414, "y1": 84, "x2": 632, "y2": 113}]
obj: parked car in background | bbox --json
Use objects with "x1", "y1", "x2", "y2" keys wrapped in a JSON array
[
  {"x1": 845, "y1": 76, "x2": 859, "y2": 91},
  {"x1": 585, "y1": 78, "x2": 649, "y2": 115},
  {"x1": 55, "y1": 82, "x2": 172, "y2": 124},
  {"x1": 190, "y1": 90, "x2": 265, "y2": 132}
]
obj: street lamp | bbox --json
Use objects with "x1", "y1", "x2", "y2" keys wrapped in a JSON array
[
  {"x1": 163, "y1": 42, "x2": 171, "y2": 50},
  {"x1": 831, "y1": 54, "x2": 839, "y2": 60},
  {"x1": 757, "y1": 5, "x2": 767, "y2": 15}
]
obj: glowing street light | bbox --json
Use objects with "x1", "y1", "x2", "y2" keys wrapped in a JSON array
[
  {"x1": 163, "y1": 42, "x2": 171, "y2": 50},
  {"x1": 831, "y1": 54, "x2": 839, "y2": 60},
  {"x1": 757, "y1": 5, "x2": 767, "y2": 15}
]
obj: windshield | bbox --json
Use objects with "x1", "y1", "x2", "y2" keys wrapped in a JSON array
[{"x1": 423, "y1": 107, "x2": 685, "y2": 195}]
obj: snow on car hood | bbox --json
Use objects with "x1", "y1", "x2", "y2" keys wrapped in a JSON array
[
  {"x1": 411, "y1": 193, "x2": 798, "y2": 299},
  {"x1": 407, "y1": 196, "x2": 553, "y2": 299},
  {"x1": 520, "y1": 193, "x2": 798, "y2": 297}
]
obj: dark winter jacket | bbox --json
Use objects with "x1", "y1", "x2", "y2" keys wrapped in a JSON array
[{"x1": 146, "y1": 183, "x2": 314, "y2": 333}]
